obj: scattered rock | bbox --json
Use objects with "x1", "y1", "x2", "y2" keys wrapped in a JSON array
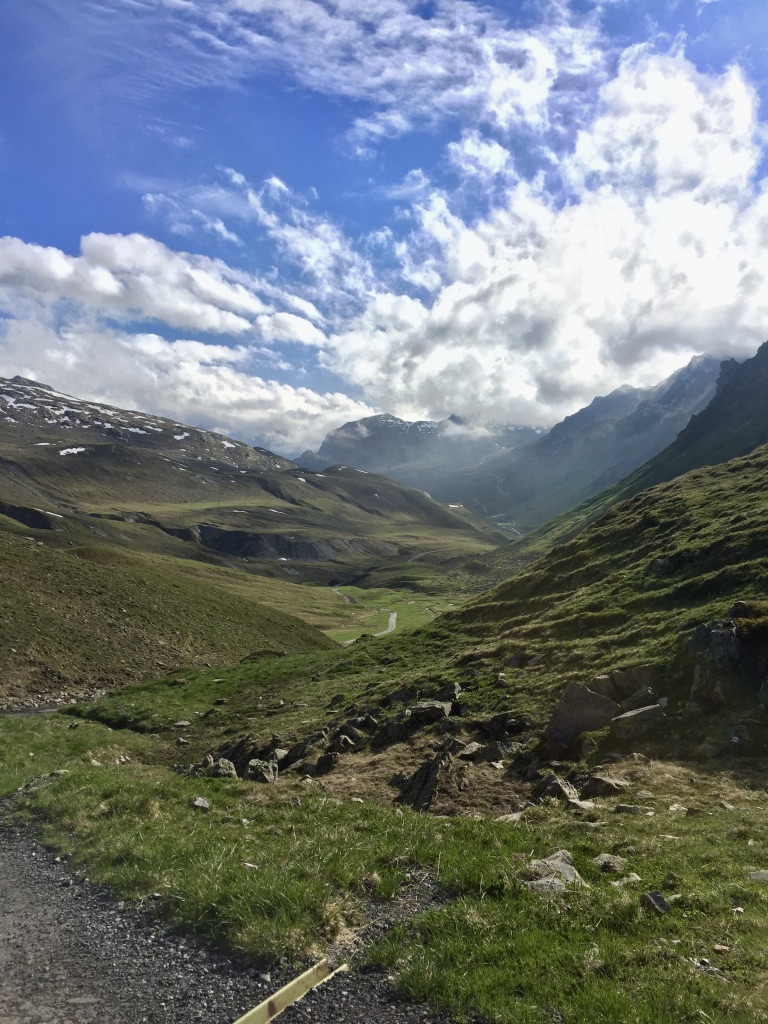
[
  {"x1": 312, "y1": 752, "x2": 339, "y2": 776},
  {"x1": 593, "y1": 854, "x2": 628, "y2": 873},
  {"x1": 580, "y1": 775, "x2": 630, "y2": 799},
  {"x1": 458, "y1": 742, "x2": 483, "y2": 760},
  {"x1": 620, "y1": 687, "x2": 659, "y2": 713},
  {"x1": 524, "y1": 877, "x2": 566, "y2": 894},
  {"x1": 441, "y1": 737, "x2": 467, "y2": 754},
  {"x1": 748, "y1": 870, "x2": 768, "y2": 882},
  {"x1": 409, "y1": 701, "x2": 452, "y2": 726},
  {"x1": 567, "y1": 798, "x2": 596, "y2": 812},
  {"x1": 397, "y1": 754, "x2": 451, "y2": 812},
  {"x1": 174, "y1": 721, "x2": 191, "y2": 728},
  {"x1": 610, "y1": 873, "x2": 643, "y2": 888},
  {"x1": 642, "y1": 891, "x2": 671, "y2": 914},
  {"x1": 609, "y1": 704, "x2": 666, "y2": 741},
  {"x1": 614, "y1": 804, "x2": 643, "y2": 814},
  {"x1": 436, "y1": 681, "x2": 462, "y2": 703},
  {"x1": 245, "y1": 759, "x2": 278, "y2": 784},
  {"x1": 689, "y1": 958, "x2": 728, "y2": 982},
  {"x1": 192, "y1": 796, "x2": 209, "y2": 812},
  {"x1": 527, "y1": 850, "x2": 587, "y2": 888},
  {"x1": 205, "y1": 758, "x2": 238, "y2": 779},
  {"x1": 484, "y1": 711, "x2": 535, "y2": 739},
  {"x1": 590, "y1": 674, "x2": 618, "y2": 699},
  {"x1": 477, "y1": 741, "x2": 507, "y2": 762},
  {"x1": 330, "y1": 733, "x2": 357, "y2": 754},
  {"x1": 612, "y1": 665, "x2": 658, "y2": 697},
  {"x1": 532, "y1": 775, "x2": 579, "y2": 802},
  {"x1": 661, "y1": 871, "x2": 679, "y2": 889}
]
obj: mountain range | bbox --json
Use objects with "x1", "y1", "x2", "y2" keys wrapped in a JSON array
[
  {"x1": 297, "y1": 413, "x2": 544, "y2": 495},
  {"x1": 298, "y1": 355, "x2": 721, "y2": 533}
]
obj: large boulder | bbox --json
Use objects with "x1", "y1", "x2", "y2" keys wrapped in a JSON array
[
  {"x1": 542, "y1": 683, "x2": 621, "y2": 749},
  {"x1": 612, "y1": 665, "x2": 658, "y2": 697},
  {"x1": 484, "y1": 711, "x2": 535, "y2": 739},
  {"x1": 609, "y1": 704, "x2": 666, "y2": 741},
  {"x1": 580, "y1": 774, "x2": 630, "y2": 799},
  {"x1": 525, "y1": 850, "x2": 587, "y2": 891},
  {"x1": 409, "y1": 701, "x2": 453, "y2": 726},
  {"x1": 204, "y1": 757, "x2": 238, "y2": 779},
  {"x1": 246, "y1": 759, "x2": 278, "y2": 784},
  {"x1": 620, "y1": 686, "x2": 659, "y2": 712}
]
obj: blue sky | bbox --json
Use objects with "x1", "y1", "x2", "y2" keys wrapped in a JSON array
[{"x1": 1, "y1": 0, "x2": 767, "y2": 453}]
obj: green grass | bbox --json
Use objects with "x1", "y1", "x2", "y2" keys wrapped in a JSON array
[
  {"x1": 323, "y1": 586, "x2": 457, "y2": 643},
  {"x1": 4, "y1": 441, "x2": 768, "y2": 1022},
  {"x1": 4, "y1": 711, "x2": 768, "y2": 1020},
  {"x1": 0, "y1": 532, "x2": 335, "y2": 701}
]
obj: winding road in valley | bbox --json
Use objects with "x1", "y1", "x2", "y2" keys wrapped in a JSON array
[{"x1": 373, "y1": 610, "x2": 398, "y2": 637}]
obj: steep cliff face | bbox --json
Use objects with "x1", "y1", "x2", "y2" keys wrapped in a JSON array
[{"x1": 609, "y1": 340, "x2": 768, "y2": 496}]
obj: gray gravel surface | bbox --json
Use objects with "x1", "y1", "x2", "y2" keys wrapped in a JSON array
[{"x1": 0, "y1": 820, "x2": 464, "y2": 1024}]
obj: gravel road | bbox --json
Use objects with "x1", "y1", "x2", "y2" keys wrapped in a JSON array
[{"x1": 0, "y1": 819, "x2": 461, "y2": 1024}]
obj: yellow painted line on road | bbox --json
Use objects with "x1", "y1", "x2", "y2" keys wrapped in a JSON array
[{"x1": 232, "y1": 958, "x2": 350, "y2": 1024}]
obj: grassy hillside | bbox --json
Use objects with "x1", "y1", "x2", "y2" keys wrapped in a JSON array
[
  {"x1": 4, "y1": 441, "x2": 768, "y2": 1022},
  {"x1": 0, "y1": 532, "x2": 337, "y2": 703},
  {"x1": 0, "y1": 384, "x2": 507, "y2": 703}
]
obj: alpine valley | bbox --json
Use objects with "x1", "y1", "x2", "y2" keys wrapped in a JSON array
[{"x1": 3, "y1": 343, "x2": 768, "y2": 1024}]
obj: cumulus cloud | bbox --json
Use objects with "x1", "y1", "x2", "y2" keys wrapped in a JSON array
[
  {"x1": 3, "y1": 5, "x2": 768, "y2": 447},
  {"x1": 0, "y1": 231, "x2": 331, "y2": 346},
  {"x1": 0, "y1": 312, "x2": 374, "y2": 451},
  {"x1": 326, "y1": 49, "x2": 768, "y2": 424}
]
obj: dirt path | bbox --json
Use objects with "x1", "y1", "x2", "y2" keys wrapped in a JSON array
[
  {"x1": 373, "y1": 610, "x2": 398, "y2": 636},
  {"x1": 0, "y1": 819, "x2": 454, "y2": 1024}
]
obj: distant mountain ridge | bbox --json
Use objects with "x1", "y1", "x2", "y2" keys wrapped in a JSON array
[
  {"x1": 0, "y1": 375, "x2": 502, "y2": 582},
  {"x1": 297, "y1": 413, "x2": 544, "y2": 492},
  {"x1": 465, "y1": 340, "x2": 768, "y2": 582},
  {"x1": 0, "y1": 375, "x2": 294, "y2": 475},
  {"x1": 297, "y1": 356, "x2": 721, "y2": 534}
]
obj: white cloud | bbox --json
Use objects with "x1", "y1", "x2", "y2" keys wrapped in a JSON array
[
  {"x1": 3, "y1": 8, "x2": 768, "y2": 446},
  {"x1": 64, "y1": 0, "x2": 607, "y2": 147},
  {"x1": 0, "y1": 313, "x2": 373, "y2": 451},
  {"x1": 0, "y1": 233, "x2": 264, "y2": 333},
  {"x1": 326, "y1": 50, "x2": 768, "y2": 425}
]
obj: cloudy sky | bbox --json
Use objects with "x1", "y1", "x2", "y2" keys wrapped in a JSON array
[{"x1": 1, "y1": 0, "x2": 767, "y2": 453}]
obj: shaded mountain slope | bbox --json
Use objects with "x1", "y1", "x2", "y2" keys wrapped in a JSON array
[
  {"x1": 444, "y1": 354, "x2": 720, "y2": 530},
  {"x1": 475, "y1": 338, "x2": 768, "y2": 577}
]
